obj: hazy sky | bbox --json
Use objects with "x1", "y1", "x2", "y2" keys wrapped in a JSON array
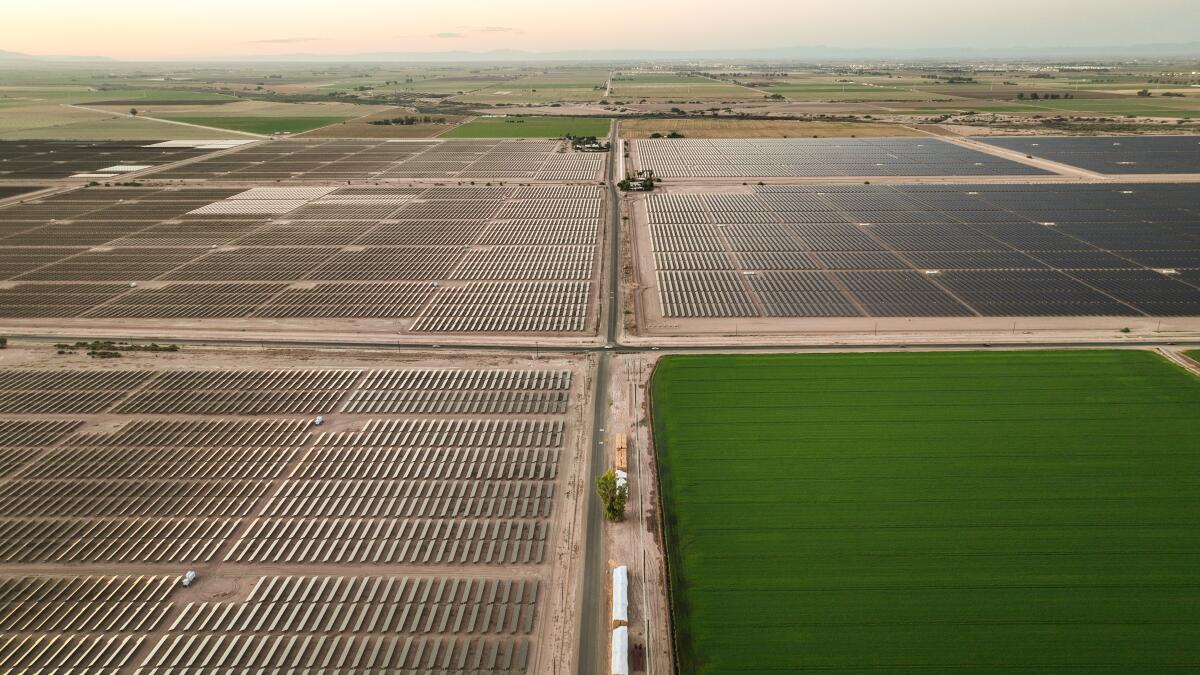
[{"x1": 5, "y1": 0, "x2": 1199, "y2": 58}]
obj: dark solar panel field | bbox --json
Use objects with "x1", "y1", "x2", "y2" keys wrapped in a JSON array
[
  {"x1": 149, "y1": 138, "x2": 604, "y2": 181},
  {"x1": 980, "y1": 135, "x2": 1200, "y2": 174},
  {"x1": 0, "y1": 186, "x2": 46, "y2": 200},
  {"x1": 0, "y1": 184, "x2": 602, "y2": 333},
  {"x1": 0, "y1": 140, "x2": 232, "y2": 179},
  {"x1": 645, "y1": 183, "x2": 1200, "y2": 318},
  {"x1": 632, "y1": 138, "x2": 1053, "y2": 178}
]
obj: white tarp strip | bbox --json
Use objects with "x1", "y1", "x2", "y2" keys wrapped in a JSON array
[
  {"x1": 612, "y1": 565, "x2": 628, "y2": 624},
  {"x1": 611, "y1": 626, "x2": 629, "y2": 675}
]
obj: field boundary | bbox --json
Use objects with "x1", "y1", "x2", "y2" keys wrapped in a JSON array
[
  {"x1": 647, "y1": 356, "x2": 689, "y2": 675},
  {"x1": 65, "y1": 104, "x2": 269, "y2": 138}
]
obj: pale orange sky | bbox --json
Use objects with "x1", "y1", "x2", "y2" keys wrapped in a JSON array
[{"x1": 3, "y1": 0, "x2": 1198, "y2": 59}]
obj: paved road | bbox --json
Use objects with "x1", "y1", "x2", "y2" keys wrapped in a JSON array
[
  {"x1": 10, "y1": 333, "x2": 1199, "y2": 354},
  {"x1": 575, "y1": 120, "x2": 623, "y2": 675}
]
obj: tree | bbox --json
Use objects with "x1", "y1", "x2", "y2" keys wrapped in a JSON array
[
  {"x1": 595, "y1": 470, "x2": 628, "y2": 522},
  {"x1": 129, "y1": 108, "x2": 138, "y2": 116},
  {"x1": 1137, "y1": 89, "x2": 1152, "y2": 97}
]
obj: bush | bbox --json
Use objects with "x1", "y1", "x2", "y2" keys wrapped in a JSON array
[{"x1": 88, "y1": 350, "x2": 123, "y2": 359}]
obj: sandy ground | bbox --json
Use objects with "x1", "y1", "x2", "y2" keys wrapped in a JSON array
[{"x1": 601, "y1": 353, "x2": 672, "y2": 675}]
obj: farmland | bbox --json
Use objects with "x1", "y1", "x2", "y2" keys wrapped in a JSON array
[
  {"x1": 152, "y1": 115, "x2": 351, "y2": 134},
  {"x1": 297, "y1": 108, "x2": 467, "y2": 138},
  {"x1": 0, "y1": 108, "x2": 248, "y2": 140},
  {"x1": 652, "y1": 350, "x2": 1200, "y2": 673},
  {"x1": 762, "y1": 78, "x2": 952, "y2": 102},
  {"x1": 452, "y1": 69, "x2": 609, "y2": 104},
  {"x1": 444, "y1": 115, "x2": 610, "y2": 138},
  {"x1": 608, "y1": 73, "x2": 766, "y2": 102}
]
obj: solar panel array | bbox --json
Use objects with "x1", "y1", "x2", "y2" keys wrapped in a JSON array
[
  {"x1": 980, "y1": 135, "x2": 1200, "y2": 175},
  {"x1": 0, "y1": 184, "x2": 601, "y2": 333},
  {"x1": 0, "y1": 185, "x2": 44, "y2": 200},
  {"x1": 0, "y1": 365, "x2": 574, "y2": 674},
  {"x1": 150, "y1": 139, "x2": 604, "y2": 181},
  {"x1": 632, "y1": 138, "x2": 1052, "y2": 178},
  {"x1": 645, "y1": 183, "x2": 1200, "y2": 317},
  {"x1": 0, "y1": 140, "x2": 228, "y2": 179}
]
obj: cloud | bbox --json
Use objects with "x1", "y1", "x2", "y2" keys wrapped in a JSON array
[
  {"x1": 249, "y1": 37, "x2": 323, "y2": 44},
  {"x1": 478, "y1": 26, "x2": 521, "y2": 33},
  {"x1": 432, "y1": 32, "x2": 464, "y2": 39}
]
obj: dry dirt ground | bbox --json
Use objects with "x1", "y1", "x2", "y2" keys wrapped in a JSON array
[{"x1": 601, "y1": 353, "x2": 673, "y2": 675}]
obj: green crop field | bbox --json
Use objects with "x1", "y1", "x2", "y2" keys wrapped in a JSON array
[
  {"x1": 153, "y1": 115, "x2": 351, "y2": 134},
  {"x1": 652, "y1": 350, "x2": 1200, "y2": 674},
  {"x1": 442, "y1": 115, "x2": 610, "y2": 138}
]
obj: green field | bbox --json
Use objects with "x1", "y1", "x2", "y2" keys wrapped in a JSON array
[
  {"x1": 442, "y1": 115, "x2": 610, "y2": 138},
  {"x1": 154, "y1": 115, "x2": 351, "y2": 134},
  {"x1": 652, "y1": 350, "x2": 1200, "y2": 673}
]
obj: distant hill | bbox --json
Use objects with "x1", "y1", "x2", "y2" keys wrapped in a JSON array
[{"x1": 0, "y1": 49, "x2": 114, "y2": 63}]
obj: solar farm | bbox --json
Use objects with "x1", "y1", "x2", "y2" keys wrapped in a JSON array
[
  {"x1": 151, "y1": 139, "x2": 604, "y2": 182},
  {"x1": 1, "y1": 102, "x2": 1200, "y2": 675},
  {"x1": 0, "y1": 349, "x2": 587, "y2": 674},
  {"x1": 634, "y1": 183, "x2": 1200, "y2": 325},
  {"x1": 979, "y1": 135, "x2": 1200, "y2": 174},
  {"x1": 630, "y1": 138, "x2": 1052, "y2": 178},
  {"x1": 0, "y1": 140, "x2": 254, "y2": 180},
  {"x1": 0, "y1": 181, "x2": 604, "y2": 335}
]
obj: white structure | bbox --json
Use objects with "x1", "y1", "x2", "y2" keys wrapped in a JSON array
[
  {"x1": 612, "y1": 565, "x2": 628, "y2": 625},
  {"x1": 611, "y1": 626, "x2": 629, "y2": 675}
]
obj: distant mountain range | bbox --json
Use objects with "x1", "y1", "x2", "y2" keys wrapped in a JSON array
[
  {"x1": 0, "y1": 49, "x2": 114, "y2": 63},
  {"x1": 220, "y1": 42, "x2": 1200, "y2": 62},
  {"x1": 3, "y1": 42, "x2": 1199, "y2": 64}
]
